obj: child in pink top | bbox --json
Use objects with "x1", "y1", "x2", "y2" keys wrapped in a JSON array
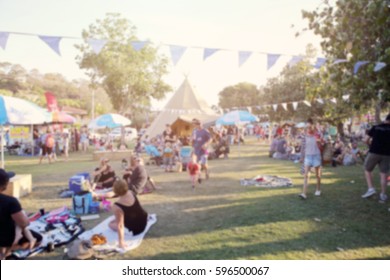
[{"x1": 187, "y1": 153, "x2": 201, "y2": 189}]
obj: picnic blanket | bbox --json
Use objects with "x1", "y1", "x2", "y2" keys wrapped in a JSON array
[
  {"x1": 78, "y1": 214, "x2": 157, "y2": 254},
  {"x1": 240, "y1": 175, "x2": 293, "y2": 187},
  {"x1": 8, "y1": 207, "x2": 84, "y2": 259}
]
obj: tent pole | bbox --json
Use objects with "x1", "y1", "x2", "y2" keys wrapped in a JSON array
[
  {"x1": 1, "y1": 125, "x2": 4, "y2": 168},
  {"x1": 31, "y1": 124, "x2": 34, "y2": 157}
]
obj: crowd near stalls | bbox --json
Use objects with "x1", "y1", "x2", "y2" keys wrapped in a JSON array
[{"x1": 266, "y1": 121, "x2": 368, "y2": 167}]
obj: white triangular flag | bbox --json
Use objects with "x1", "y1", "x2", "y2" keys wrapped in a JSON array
[
  {"x1": 272, "y1": 104, "x2": 278, "y2": 111},
  {"x1": 292, "y1": 102, "x2": 298, "y2": 111},
  {"x1": 303, "y1": 100, "x2": 311, "y2": 107},
  {"x1": 281, "y1": 103, "x2": 288, "y2": 111}
]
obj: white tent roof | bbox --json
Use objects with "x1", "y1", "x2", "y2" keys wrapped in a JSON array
[{"x1": 144, "y1": 78, "x2": 218, "y2": 138}]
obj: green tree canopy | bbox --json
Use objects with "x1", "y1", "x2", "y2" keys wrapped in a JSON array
[
  {"x1": 75, "y1": 13, "x2": 172, "y2": 118},
  {"x1": 302, "y1": 0, "x2": 390, "y2": 122},
  {"x1": 218, "y1": 82, "x2": 260, "y2": 109}
]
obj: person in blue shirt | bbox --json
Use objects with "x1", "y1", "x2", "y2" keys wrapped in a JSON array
[{"x1": 191, "y1": 119, "x2": 212, "y2": 181}]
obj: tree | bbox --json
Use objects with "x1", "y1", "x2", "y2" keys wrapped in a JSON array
[
  {"x1": 0, "y1": 62, "x2": 26, "y2": 93},
  {"x1": 302, "y1": 0, "x2": 390, "y2": 122},
  {"x1": 218, "y1": 82, "x2": 260, "y2": 109},
  {"x1": 261, "y1": 45, "x2": 324, "y2": 122},
  {"x1": 75, "y1": 13, "x2": 172, "y2": 117}
]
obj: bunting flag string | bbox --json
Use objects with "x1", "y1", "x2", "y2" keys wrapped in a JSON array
[
  {"x1": 221, "y1": 94, "x2": 352, "y2": 114},
  {"x1": 0, "y1": 30, "x2": 386, "y2": 73}
]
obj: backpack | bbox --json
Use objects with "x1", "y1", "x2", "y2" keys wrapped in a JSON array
[
  {"x1": 46, "y1": 134, "x2": 55, "y2": 148},
  {"x1": 72, "y1": 191, "x2": 92, "y2": 215}
]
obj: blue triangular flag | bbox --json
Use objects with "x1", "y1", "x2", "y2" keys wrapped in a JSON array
[
  {"x1": 238, "y1": 51, "x2": 252, "y2": 67},
  {"x1": 131, "y1": 41, "x2": 147, "y2": 51},
  {"x1": 333, "y1": 58, "x2": 348, "y2": 65},
  {"x1": 353, "y1": 61, "x2": 369, "y2": 74},
  {"x1": 288, "y1": 56, "x2": 303, "y2": 67},
  {"x1": 87, "y1": 38, "x2": 107, "y2": 54},
  {"x1": 0, "y1": 32, "x2": 10, "y2": 50},
  {"x1": 169, "y1": 45, "x2": 187, "y2": 65},
  {"x1": 374, "y1": 62, "x2": 386, "y2": 72},
  {"x1": 313, "y1": 57, "x2": 326, "y2": 69},
  {"x1": 38, "y1": 35, "x2": 62, "y2": 56},
  {"x1": 203, "y1": 48, "x2": 219, "y2": 61},
  {"x1": 267, "y1": 54, "x2": 281, "y2": 70}
]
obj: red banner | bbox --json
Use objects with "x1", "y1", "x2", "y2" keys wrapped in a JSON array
[{"x1": 45, "y1": 91, "x2": 58, "y2": 112}]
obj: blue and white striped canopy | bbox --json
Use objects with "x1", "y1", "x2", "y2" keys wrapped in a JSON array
[{"x1": 216, "y1": 110, "x2": 258, "y2": 126}]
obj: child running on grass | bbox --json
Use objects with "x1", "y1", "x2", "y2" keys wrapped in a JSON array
[{"x1": 187, "y1": 153, "x2": 201, "y2": 189}]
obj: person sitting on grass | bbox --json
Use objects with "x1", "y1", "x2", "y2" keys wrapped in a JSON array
[
  {"x1": 96, "y1": 156, "x2": 149, "y2": 200},
  {"x1": 92, "y1": 158, "x2": 116, "y2": 190},
  {"x1": 123, "y1": 156, "x2": 160, "y2": 194},
  {"x1": 0, "y1": 169, "x2": 42, "y2": 259},
  {"x1": 108, "y1": 179, "x2": 148, "y2": 250}
]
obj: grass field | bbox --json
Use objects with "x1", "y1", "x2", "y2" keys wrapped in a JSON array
[{"x1": 4, "y1": 137, "x2": 390, "y2": 260}]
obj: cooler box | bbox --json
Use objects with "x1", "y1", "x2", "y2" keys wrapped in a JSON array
[
  {"x1": 76, "y1": 172, "x2": 91, "y2": 182},
  {"x1": 69, "y1": 172, "x2": 91, "y2": 193}
]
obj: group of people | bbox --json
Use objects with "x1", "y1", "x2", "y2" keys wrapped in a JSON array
[
  {"x1": 298, "y1": 114, "x2": 390, "y2": 202},
  {"x1": 91, "y1": 155, "x2": 152, "y2": 250},
  {"x1": 2, "y1": 113, "x2": 389, "y2": 255}
]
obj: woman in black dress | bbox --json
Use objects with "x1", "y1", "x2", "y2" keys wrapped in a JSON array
[{"x1": 108, "y1": 180, "x2": 148, "y2": 250}]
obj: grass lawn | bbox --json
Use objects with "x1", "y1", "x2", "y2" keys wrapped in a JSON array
[{"x1": 4, "y1": 137, "x2": 390, "y2": 260}]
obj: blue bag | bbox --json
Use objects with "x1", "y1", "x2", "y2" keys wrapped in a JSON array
[{"x1": 72, "y1": 191, "x2": 93, "y2": 215}]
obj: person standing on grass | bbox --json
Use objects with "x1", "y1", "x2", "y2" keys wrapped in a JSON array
[
  {"x1": 299, "y1": 118, "x2": 324, "y2": 200},
  {"x1": 187, "y1": 153, "x2": 201, "y2": 189},
  {"x1": 361, "y1": 113, "x2": 390, "y2": 203},
  {"x1": 191, "y1": 118, "x2": 212, "y2": 181}
]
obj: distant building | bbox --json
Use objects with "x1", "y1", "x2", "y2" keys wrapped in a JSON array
[{"x1": 61, "y1": 106, "x2": 88, "y2": 124}]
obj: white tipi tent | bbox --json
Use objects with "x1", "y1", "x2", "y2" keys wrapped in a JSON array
[{"x1": 144, "y1": 78, "x2": 219, "y2": 138}]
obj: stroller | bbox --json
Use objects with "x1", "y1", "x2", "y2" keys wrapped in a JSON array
[
  {"x1": 144, "y1": 145, "x2": 163, "y2": 166},
  {"x1": 179, "y1": 146, "x2": 193, "y2": 171}
]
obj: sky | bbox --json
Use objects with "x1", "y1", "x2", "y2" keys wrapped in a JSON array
[{"x1": 0, "y1": 0, "x2": 324, "y2": 109}]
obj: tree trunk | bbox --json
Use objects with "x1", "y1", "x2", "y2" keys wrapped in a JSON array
[
  {"x1": 374, "y1": 101, "x2": 381, "y2": 124},
  {"x1": 337, "y1": 121, "x2": 344, "y2": 137}
]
